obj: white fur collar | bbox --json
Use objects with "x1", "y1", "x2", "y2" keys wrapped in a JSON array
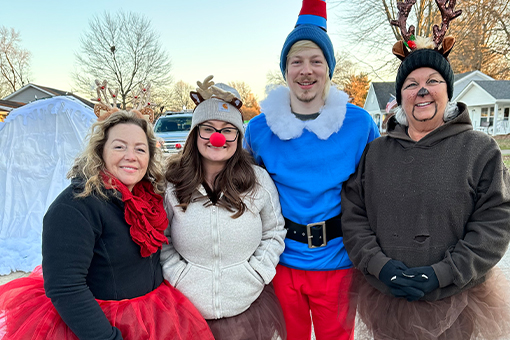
[{"x1": 260, "y1": 86, "x2": 348, "y2": 140}]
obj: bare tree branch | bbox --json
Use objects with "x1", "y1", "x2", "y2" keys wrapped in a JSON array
[
  {"x1": 0, "y1": 26, "x2": 31, "y2": 97},
  {"x1": 332, "y1": 0, "x2": 510, "y2": 79},
  {"x1": 72, "y1": 11, "x2": 172, "y2": 109},
  {"x1": 159, "y1": 80, "x2": 195, "y2": 112}
]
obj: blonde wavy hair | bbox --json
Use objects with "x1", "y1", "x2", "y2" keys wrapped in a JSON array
[
  {"x1": 68, "y1": 110, "x2": 165, "y2": 198},
  {"x1": 286, "y1": 40, "x2": 331, "y2": 100}
]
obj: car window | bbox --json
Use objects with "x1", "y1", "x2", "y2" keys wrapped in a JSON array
[{"x1": 154, "y1": 117, "x2": 192, "y2": 133}]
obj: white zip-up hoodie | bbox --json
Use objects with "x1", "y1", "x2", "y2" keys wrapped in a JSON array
[{"x1": 161, "y1": 165, "x2": 286, "y2": 319}]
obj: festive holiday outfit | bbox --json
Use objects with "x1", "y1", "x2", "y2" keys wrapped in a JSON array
[
  {"x1": 249, "y1": 4, "x2": 380, "y2": 338},
  {"x1": 161, "y1": 78, "x2": 287, "y2": 340},
  {"x1": 0, "y1": 177, "x2": 213, "y2": 340},
  {"x1": 341, "y1": 104, "x2": 510, "y2": 339},
  {"x1": 162, "y1": 164, "x2": 287, "y2": 340},
  {"x1": 340, "y1": 2, "x2": 510, "y2": 337},
  {"x1": 245, "y1": 85, "x2": 379, "y2": 339}
]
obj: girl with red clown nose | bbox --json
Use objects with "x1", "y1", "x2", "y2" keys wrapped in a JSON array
[{"x1": 161, "y1": 76, "x2": 288, "y2": 340}]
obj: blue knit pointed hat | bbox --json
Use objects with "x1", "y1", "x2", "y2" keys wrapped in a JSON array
[{"x1": 280, "y1": 0, "x2": 335, "y2": 80}]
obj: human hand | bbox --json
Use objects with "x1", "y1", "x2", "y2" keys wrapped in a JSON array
[
  {"x1": 389, "y1": 286, "x2": 425, "y2": 302},
  {"x1": 378, "y1": 260, "x2": 409, "y2": 289},
  {"x1": 379, "y1": 260, "x2": 429, "y2": 301},
  {"x1": 391, "y1": 266, "x2": 439, "y2": 296}
]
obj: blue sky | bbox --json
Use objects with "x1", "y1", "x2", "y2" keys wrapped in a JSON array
[{"x1": 2, "y1": 0, "x2": 353, "y2": 100}]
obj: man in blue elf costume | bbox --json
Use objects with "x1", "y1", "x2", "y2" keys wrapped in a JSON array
[{"x1": 244, "y1": 0, "x2": 380, "y2": 339}]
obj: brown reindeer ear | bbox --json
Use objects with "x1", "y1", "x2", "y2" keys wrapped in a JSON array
[
  {"x1": 392, "y1": 41, "x2": 410, "y2": 61},
  {"x1": 439, "y1": 36, "x2": 456, "y2": 58},
  {"x1": 190, "y1": 91, "x2": 204, "y2": 106},
  {"x1": 230, "y1": 98, "x2": 243, "y2": 110}
]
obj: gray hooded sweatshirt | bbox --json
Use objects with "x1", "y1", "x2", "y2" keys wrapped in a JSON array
[{"x1": 341, "y1": 102, "x2": 510, "y2": 301}]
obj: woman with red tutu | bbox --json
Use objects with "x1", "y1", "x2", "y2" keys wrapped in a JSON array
[
  {"x1": 341, "y1": 2, "x2": 510, "y2": 339},
  {"x1": 161, "y1": 77, "x2": 287, "y2": 340},
  {"x1": 0, "y1": 102, "x2": 214, "y2": 339}
]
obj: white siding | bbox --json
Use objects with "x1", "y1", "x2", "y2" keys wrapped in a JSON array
[
  {"x1": 363, "y1": 85, "x2": 380, "y2": 113},
  {"x1": 456, "y1": 85, "x2": 494, "y2": 106}
]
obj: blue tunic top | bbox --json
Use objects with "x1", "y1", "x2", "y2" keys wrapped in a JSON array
[{"x1": 245, "y1": 86, "x2": 379, "y2": 270}]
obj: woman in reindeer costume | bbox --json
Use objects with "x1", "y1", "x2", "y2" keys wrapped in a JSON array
[
  {"x1": 341, "y1": 1, "x2": 510, "y2": 339},
  {"x1": 161, "y1": 76, "x2": 287, "y2": 340}
]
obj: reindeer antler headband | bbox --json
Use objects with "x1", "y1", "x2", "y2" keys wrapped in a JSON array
[
  {"x1": 391, "y1": 0, "x2": 462, "y2": 60},
  {"x1": 93, "y1": 80, "x2": 155, "y2": 123},
  {"x1": 130, "y1": 83, "x2": 155, "y2": 123},
  {"x1": 189, "y1": 75, "x2": 245, "y2": 137},
  {"x1": 93, "y1": 79, "x2": 119, "y2": 120},
  {"x1": 190, "y1": 75, "x2": 243, "y2": 109},
  {"x1": 391, "y1": 0, "x2": 462, "y2": 105}
]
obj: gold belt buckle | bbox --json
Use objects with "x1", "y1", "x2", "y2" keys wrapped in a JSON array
[{"x1": 306, "y1": 221, "x2": 327, "y2": 248}]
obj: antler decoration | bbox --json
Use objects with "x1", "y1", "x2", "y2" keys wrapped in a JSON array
[
  {"x1": 131, "y1": 83, "x2": 154, "y2": 123},
  {"x1": 108, "y1": 87, "x2": 118, "y2": 108},
  {"x1": 211, "y1": 86, "x2": 237, "y2": 103},
  {"x1": 433, "y1": 0, "x2": 462, "y2": 47},
  {"x1": 94, "y1": 79, "x2": 119, "y2": 120},
  {"x1": 196, "y1": 75, "x2": 215, "y2": 100},
  {"x1": 190, "y1": 75, "x2": 243, "y2": 110},
  {"x1": 390, "y1": 0, "x2": 461, "y2": 60},
  {"x1": 390, "y1": 0, "x2": 416, "y2": 43}
]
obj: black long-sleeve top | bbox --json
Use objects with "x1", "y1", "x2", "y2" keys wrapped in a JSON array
[{"x1": 42, "y1": 179, "x2": 163, "y2": 339}]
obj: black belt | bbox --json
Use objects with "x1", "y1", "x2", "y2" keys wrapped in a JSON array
[{"x1": 284, "y1": 215, "x2": 343, "y2": 248}]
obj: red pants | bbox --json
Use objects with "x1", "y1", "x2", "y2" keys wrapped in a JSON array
[{"x1": 273, "y1": 265, "x2": 355, "y2": 340}]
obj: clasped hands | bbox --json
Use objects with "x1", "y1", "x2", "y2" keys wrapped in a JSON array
[{"x1": 378, "y1": 260, "x2": 439, "y2": 302}]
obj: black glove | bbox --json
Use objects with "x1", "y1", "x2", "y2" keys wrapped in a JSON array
[
  {"x1": 378, "y1": 260, "x2": 409, "y2": 289},
  {"x1": 390, "y1": 286, "x2": 425, "y2": 302},
  {"x1": 379, "y1": 260, "x2": 428, "y2": 301},
  {"x1": 391, "y1": 266, "x2": 439, "y2": 295}
]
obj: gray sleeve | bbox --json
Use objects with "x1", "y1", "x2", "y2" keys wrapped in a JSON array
[
  {"x1": 248, "y1": 167, "x2": 287, "y2": 284},
  {"x1": 341, "y1": 151, "x2": 391, "y2": 279},
  {"x1": 433, "y1": 147, "x2": 510, "y2": 288}
]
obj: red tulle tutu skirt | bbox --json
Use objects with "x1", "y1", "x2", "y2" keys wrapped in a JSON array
[
  {"x1": 351, "y1": 267, "x2": 510, "y2": 340},
  {"x1": 0, "y1": 266, "x2": 214, "y2": 340},
  {"x1": 206, "y1": 283, "x2": 287, "y2": 340}
]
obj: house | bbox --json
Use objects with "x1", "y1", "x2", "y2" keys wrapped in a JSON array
[
  {"x1": 363, "y1": 81, "x2": 396, "y2": 132},
  {"x1": 3, "y1": 83, "x2": 93, "y2": 109},
  {"x1": 364, "y1": 70, "x2": 510, "y2": 135},
  {"x1": 456, "y1": 81, "x2": 510, "y2": 134},
  {"x1": 452, "y1": 70, "x2": 494, "y2": 99},
  {"x1": 0, "y1": 99, "x2": 25, "y2": 122}
]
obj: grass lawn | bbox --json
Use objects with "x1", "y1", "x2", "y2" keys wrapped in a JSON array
[
  {"x1": 504, "y1": 155, "x2": 510, "y2": 169},
  {"x1": 479, "y1": 135, "x2": 510, "y2": 168},
  {"x1": 495, "y1": 135, "x2": 510, "y2": 168},
  {"x1": 494, "y1": 134, "x2": 510, "y2": 150}
]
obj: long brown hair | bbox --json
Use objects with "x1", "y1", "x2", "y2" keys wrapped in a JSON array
[
  {"x1": 68, "y1": 110, "x2": 165, "y2": 198},
  {"x1": 165, "y1": 127, "x2": 257, "y2": 218}
]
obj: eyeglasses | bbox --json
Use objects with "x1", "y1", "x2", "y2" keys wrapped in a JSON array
[{"x1": 198, "y1": 124, "x2": 239, "y2": 142}]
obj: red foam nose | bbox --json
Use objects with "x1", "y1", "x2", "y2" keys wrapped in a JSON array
[{"x1": 210, "y1": 132, "x2": 226, "y2": 147}]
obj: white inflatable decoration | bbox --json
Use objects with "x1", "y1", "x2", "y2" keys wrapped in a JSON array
[{"x1": 0, "y1": 96, "x2": 96, "y2": 274}]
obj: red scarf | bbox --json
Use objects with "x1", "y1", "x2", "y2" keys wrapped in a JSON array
[{"x1": 102, "y1": 173, "x2": 168, "y2": 257}]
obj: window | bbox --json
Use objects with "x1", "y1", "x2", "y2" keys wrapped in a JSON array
[
  {"x1": 480, "y1": 107, "x2": 494, "y2": 125},
  {"x1": 154, "y1": 117, "x2": 193, "y2": 133}
]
